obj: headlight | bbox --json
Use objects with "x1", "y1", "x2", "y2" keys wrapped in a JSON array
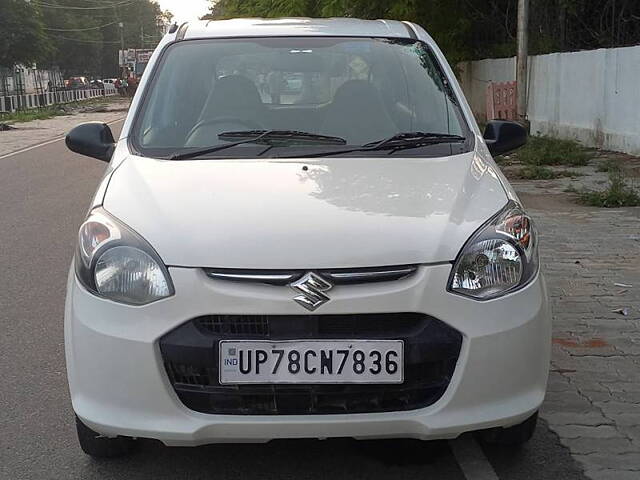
[
  {"x1": 448, "y1": 201, "x2": 538, "y2": 300},
  {"x1": 75, "y1": 208, "x2": 174, "y2": 305}
]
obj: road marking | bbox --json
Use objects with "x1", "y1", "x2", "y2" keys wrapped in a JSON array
[
  {"x1": 450, "y1": 435, "x2": 500, "y2": 480},
  {"x1": 0, "y1": 117, "x2": 126, "y2": 160}
]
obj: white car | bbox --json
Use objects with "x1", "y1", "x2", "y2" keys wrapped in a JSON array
[{"x1": 65, "y1": 18, "x2": 551, "y2": 458}]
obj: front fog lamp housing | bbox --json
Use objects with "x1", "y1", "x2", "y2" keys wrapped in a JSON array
[
  {"x1": 75, "y1": 208, "x2": 174, "y2": 305},
  {"x1": 448, "y1": 201, "x2": 538, "y2": 300}
]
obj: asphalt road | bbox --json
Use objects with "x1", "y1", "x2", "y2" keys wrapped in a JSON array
[{"x1": 0, "y1": 121, "x2": 587, "y2": 479}]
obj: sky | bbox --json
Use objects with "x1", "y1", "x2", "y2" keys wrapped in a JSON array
[{"x1": 156, "y1": 0, "x2": 212, "y2": 24}]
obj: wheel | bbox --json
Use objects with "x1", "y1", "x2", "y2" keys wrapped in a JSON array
[
  {"x1": 478, "y1": 411, "x2": 538, "y2": 446},
  {"x1": 75, "y1": 415, "x2": 137, "y2": 458}
]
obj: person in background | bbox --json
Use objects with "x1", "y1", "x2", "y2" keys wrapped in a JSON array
[
  {"x1": 126, "y1": 74, "x2": 138, "y2": 97},
  {"x1": 120, "y1": 78, "x2": 128, "y2": 96}
]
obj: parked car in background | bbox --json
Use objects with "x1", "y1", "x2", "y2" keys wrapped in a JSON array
[
  {"x1": 67, "y1": 77, "x2": 89, "y2": 89},
  {"x1": 64, "y1": 17, "x2": 551, "y2": 459}
]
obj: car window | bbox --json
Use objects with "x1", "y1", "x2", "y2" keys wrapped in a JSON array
[{"x1": 133, "y1": 37, "x2": 469, "y2": 157}]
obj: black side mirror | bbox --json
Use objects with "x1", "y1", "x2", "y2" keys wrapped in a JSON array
[
  {"x1": 66, "y1": 122, "x2": 115, "y2": 162},
  {"x1": 483, "y1": 120, "x2": 527, "y2": 156}
]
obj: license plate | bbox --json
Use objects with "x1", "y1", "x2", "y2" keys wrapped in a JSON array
[{"x1": 219, "y1": 340, "x2": 404, "y2": 384}]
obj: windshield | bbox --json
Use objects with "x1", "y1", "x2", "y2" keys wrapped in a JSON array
[{"x1": 132, "y1": 37, "x2": 471, "y2": 158}]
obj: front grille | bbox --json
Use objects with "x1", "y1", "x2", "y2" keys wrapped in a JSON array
[
  {"x1": 198, "y1": 315, "x2": 270, "y2": 336},
  {"x1": 317, "y1": 314, "x2": 423, "y2": 336},
  {"x1": 195, "y1": 313, "x2": 424, "y2": 338},
  {"x1": 160, "y1": 313, "x2": 462, "y2": 415},
  {"x1": 203, "y1": 265, "x2": 418, "y2": 286},
  {"x1": 165, "y1": 362, "x2": 214, "y2": 387}
]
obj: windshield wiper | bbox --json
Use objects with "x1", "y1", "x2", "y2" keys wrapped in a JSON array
[
  {"x1": 219, "y1": 130, "x2": 346, "y2": 145},
  {"x1": 274, "y1": 132, "x2": 466, "y2": 158},
  {"x1": 363, "y1": 132, "x2": 466, "y2": 150},
  {"x1": 170, "y1": 130, "x2": 346, "y2": 160}
]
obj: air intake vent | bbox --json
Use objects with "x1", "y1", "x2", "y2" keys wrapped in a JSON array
[{"x1": 197, "y1": 315, "x2": 270, "y2": 336}]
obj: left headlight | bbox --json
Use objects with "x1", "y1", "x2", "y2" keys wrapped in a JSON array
[
  {"x1": 448, "y1": 200, "x2": 538, "y2": 300},
  {"x1": 75, "y1": 208, "x2": 174, "y2": 305}
]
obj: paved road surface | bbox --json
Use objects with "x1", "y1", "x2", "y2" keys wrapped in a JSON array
[{"x1": 0, "y1": 121, "x2": 587, "y2": 479}]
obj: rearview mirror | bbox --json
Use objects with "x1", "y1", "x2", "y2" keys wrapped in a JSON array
[
  {"x1": 483, "y1": 120, "x2": 527, "y2": 156},
  {"x1": 66, "y1": 122, "x2": 115, "y2": 162}
]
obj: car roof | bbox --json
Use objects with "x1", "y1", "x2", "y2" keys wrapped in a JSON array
[{"x1": 182, "y1": 18, "x2": 414, "y2": 40}]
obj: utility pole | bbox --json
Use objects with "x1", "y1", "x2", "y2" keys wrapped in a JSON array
[
  {"x1": 119, "y1": 22, "x2": 125, "y2": 78},
  {"x1": 516, "y1": 0, "x2": 529, "y2": 125},
  {"x1": 119, "y1": 22, "x2": 124, "y2": 54}
]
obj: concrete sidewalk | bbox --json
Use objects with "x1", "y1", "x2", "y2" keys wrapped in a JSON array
[
  {"x1": 517, "y1": 190, "x2": 640, "y2": 480},
  {"x1": 0, "y1": 97, "x2": 129, "y2": 158}
]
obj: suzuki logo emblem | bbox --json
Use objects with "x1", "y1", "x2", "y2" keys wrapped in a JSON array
[{"x1": 290, "y1": 272, "x2": 333, "y2": 311}]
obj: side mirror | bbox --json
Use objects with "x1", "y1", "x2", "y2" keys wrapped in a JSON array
[
  {"x1": 483, "y1": 120, "x2": 527, "y2": 156},
  {"x1": 66, "y1": 122, "x2": 115, "y2": 162}
]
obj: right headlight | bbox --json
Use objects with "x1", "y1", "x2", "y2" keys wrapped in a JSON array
[
  {"x1": 448, "y1": 200, "x2": 538, "y2": 300},
  {"x1": 75, "y1": 208, "x2": 174, "y2": 305}
]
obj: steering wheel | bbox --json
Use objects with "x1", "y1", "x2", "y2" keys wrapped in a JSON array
[{"x1": 186, "y1": 117, "x2": 264, "y2": 145}]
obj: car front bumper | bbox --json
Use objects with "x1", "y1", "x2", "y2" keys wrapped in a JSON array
[{"x1": 65, "y1": 263, "x2": 551, "y2": 446}]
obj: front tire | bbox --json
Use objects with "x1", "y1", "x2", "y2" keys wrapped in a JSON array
[
  {"x1": 478, "y1": 411, "x2": 538, "y2": 446},
  {"x1": 75, "y1": 415, "x2": 137, "y2": 458}
]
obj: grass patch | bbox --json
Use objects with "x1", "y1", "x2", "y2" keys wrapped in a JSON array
[
  {"x1": 517, "y1": 165, "x2": 582, "y2": 180},
  {"x1": 515, "y1": 135, "x2": 592, "y2": 167},
  {"x1": 557, "y1": 169, "x2": 583, "y2": 178},
  {"x1": 0, "y1": 106, "x2": 66, "y2": 123},
  {"x1": 575, "y1": 169, "x2": 640, "y2": 207},
  {"x1": 596, "y1": 158, "x2": 621, "y2": 173},
  {"x1": 0, "y1": 97, "x2": 111, "y2": 123},
  {"x1": 518, "y1": 165, "x2": 557, "y2": 179}
]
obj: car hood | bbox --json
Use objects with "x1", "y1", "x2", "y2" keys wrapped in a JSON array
[{"x1": 103, "y1": 152, "x2": 508, "y2": 269}]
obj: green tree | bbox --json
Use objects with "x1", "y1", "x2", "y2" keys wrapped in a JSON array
[
  {"x1": 34, "y1": 0, "x2": 167, "y2": 77},
  {"x1": 0, "y1": 0, "x2": 49, "y2": 68}
]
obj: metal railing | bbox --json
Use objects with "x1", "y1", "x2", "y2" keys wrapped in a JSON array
[{"x1": 0, "y1": 84, "x2": 117, "y2": 113}]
